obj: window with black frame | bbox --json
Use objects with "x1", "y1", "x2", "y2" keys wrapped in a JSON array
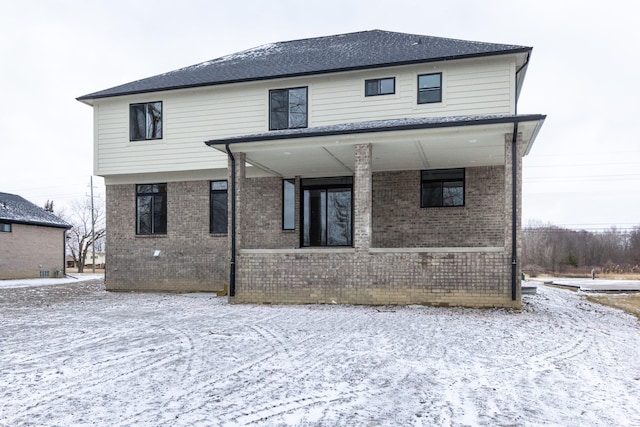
[
  {"x1": 421, "y1": 169, "x2": 464, "y2": 207},
  {"x1": 301, "y1": 177, "x2": 352, "y2": 247},
  {"x1": 136, "y1": 184, "x2": 167, "y2": 234},
  {"x1": 365, "y1": 77, "x2": 395, "y2": 96},
  {"x1": 282, "y1": 179, "x2": 295, "y2": 230},
  {"x1": 210, "y1": 181, "x2": 228, "y2": 234},
  {"x1": 130, "y1": 102, "x2": 162, "y2": 141},
  {"x1": 269, "y1": 87, "x2": 308, "y2": 130},
  {"x1": 417, "y1": 73, "x2": 442, "y2": 104}
]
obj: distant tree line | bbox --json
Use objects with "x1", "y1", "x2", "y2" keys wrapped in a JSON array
[{"x1": 522, "y1": 221, "x2": 640, "y2": 276}]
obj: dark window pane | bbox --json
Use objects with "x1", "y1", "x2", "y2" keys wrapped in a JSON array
[
  {"x1": 327, "y1": 189, "x2": 352, "y2": 246},
  {"x1": 210, "y1": 192, "x2": 228, "y2": 234},
  {"x1": 147, "y1": 102, "x2": 162, "y2": 139},
  {"x1": 303, "y1": 189, "x2": 326, "y2": 246},
  {"x1": 130, "y1": 105, "x2": 146, "y2": 140},
  {"x1": 269, "y1": 90, "x2": 288, "y2": 130},
  {"x1": 283, "y1": 179, "x2": 295, "y2": 230},
  {"x1": 422, "y1": 182, "x2": 443, "y2": 207},
  {"x1": 422, "y1": 169, "x2": 464, "y2": 181},
  {"x1": 153, "y1": 194, "x2": 167, "y2": 233},
  {"x1": 365, "y1": 80, "x2": 379, "y2": 96},
  {"x1": 137, "y1": 195, "x2": 152, "y2": 234},
  {"x1": 418, "y1": 89, "x2": 441, "y2": 104},
  {"x1": 288, "y1": 88, "x2": 307, "y2": 128}
]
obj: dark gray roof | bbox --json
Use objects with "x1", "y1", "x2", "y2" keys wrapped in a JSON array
[
  {"x1": 205, "y1": 114, "x2": 546, "y2": 146},
  {"x1": 78, "y1": 30, "x2": 530, "y2": 102},
  {"x1": 0, "y1": 192, "x2": 72, "y2": 229}
]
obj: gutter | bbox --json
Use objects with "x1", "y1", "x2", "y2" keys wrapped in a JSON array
[{"x1": 226, "y1": 143, "x2": 236, "y2": 297}]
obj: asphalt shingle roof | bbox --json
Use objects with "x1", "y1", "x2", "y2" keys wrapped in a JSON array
[
  {"x1": 78, "y1": 30, "x2": 530, "y2": 102},
  {"x1": 0, "y1": 192, "x2": 72, "y2": 229}
]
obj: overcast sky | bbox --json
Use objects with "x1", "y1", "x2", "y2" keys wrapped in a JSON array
[{"x1": 1, "y1": 0, "x2": 638, "y2": 231}]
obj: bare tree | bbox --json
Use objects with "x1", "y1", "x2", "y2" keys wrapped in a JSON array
[{"x1": 65, "y1": 196, "x2": 106, "y2": 273}]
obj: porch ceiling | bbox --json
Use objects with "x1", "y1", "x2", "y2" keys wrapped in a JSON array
[{"x1": 206, "y1": 115, "x2": 545, "y2": 178}]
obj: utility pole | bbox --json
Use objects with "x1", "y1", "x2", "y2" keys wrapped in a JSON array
[{"x1": 90, "y1": 176, "x2": 96, "y2": 273}]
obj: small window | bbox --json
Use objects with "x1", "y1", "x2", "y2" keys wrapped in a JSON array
[
  {"x1": 130, "y1": 101, "x2": 162, "y2": 141},
  {"x1": 269, "y1": 87, "x2": 308, "y2": 130},
  {"x1": 136, "y1": 184, "x2": 167, "y2": 234},
  {"x1": 365, "y1": 77, "x2": 395, "y2": 96},
  {"x1": 0, "y1": 222, "x2": 11, "y2": 232},
  {"x1": 421, "y1": 169, "x2": 464, "y2": 207},
  {"x1": 417, "y1": 73, "x2": 442, "y2": 104},
  {"x1": 210, "y1": 180, "x2": 228, "y2": 234},
  {"x1": 283, "y1": 179, "x2": 295, "y2": 230}
]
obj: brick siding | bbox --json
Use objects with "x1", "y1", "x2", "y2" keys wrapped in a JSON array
[{"x1": 0, "y1": 224, "x2": 66, "y2": 279}]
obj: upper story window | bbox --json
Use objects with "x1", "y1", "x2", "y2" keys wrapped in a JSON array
[
  {"x1": 0, "y1": 222, "x2": 11, "y2": 232},
  {"x1": 365, "y1": 77, "x2": 395, "y2": 96},
  {"x1": 417, "y1": 73, "x2": 442, "y2": 104},
  {"x1": 130, "y1": 101, "x2": 162, "y2": 141},
  {"x1": 210, "y1": 180, "x2": 228, "y2": 234},
  {"x1": 421, "y1": 169, "x2": 464, "y2": 208},
  {"x1": 136, "y1": 183, "x2": 167, "y2": 235},
  {"x1": 269, "y1": 87, "x2": 308, "y2": 130}
]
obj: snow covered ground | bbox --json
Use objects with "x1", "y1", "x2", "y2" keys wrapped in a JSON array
[{"x1": 1, "y1": 279, "x2": 638, "y2": 426}]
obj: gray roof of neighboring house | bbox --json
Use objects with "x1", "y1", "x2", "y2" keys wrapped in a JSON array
[
  {"x1": 0, "y1": 192, "x2": 72, "y2": 229},
  {"x1": 78, "y1": 30, "x2": 530, "y2": 102}
]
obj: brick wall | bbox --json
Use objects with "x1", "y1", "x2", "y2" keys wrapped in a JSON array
[
  {"x1": 234, "y1": 249, "x2": 516, "y2": 308},
  {"x1": 105, "y1": 181, "x2": 228, "y2": 292},
  {"x1": 372, "y1": 166, "x2": 505, "y2": 248},
  {"x1": 0, "y1": 223, "x2": 65, "y2": 279}
]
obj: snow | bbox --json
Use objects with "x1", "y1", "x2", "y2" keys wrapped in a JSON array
[{"x1": 1, "y1": 279, "x2": 639, "y2": 426}]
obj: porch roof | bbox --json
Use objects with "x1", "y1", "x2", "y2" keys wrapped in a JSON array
[{"x1": 205, "y1": 114, "x2": 545, "y2": 177}]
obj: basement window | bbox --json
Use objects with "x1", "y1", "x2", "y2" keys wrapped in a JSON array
[{"x1": 421, "y1": 169, "x2": 464, "y2": 207}]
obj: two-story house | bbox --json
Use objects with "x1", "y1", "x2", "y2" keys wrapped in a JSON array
[{"x1": 78, "y1": 30, "x2": 545, "y2": 308}]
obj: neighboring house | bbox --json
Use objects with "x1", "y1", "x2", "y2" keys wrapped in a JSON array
[
  {"x1": 0, "y1": 192, "x2": 71, "y2": 279},
  {"x1": 66, "y1": 253, "x2": 106, "y2": 269},
  {"x1": 78, "y1": 30, "x2": 545, "y2": 308}
]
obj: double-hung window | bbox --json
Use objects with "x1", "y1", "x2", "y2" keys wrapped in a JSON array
[
  {"x1": 210, "y1": 181, "x2": 228, "y2": 234},
  {"x1": 136, "y1": 184, "x2": 167, "y2": 234},
  {"x1": 421, "y1": 169, "x2": 465, "y2": 208},
  {"x1": 417, "y1": 73, "x2": 442, "y2": 104},
  {"x1": 301, "y1": 177, "x2": 352, "y2": 247},
  {"x1": 269, "y1": 87, "x2": 308, "y2": 130},
  {"x1": 130, "y1": 101, "x2": 162, "y2": 141},
  {"x1": 365, "y1": 77, "x2": 395, "y2": 96}
]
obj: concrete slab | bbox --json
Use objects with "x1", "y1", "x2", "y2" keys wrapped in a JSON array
[{"x1": 530, "y1": 277, "x2": 640, "y2": 292}]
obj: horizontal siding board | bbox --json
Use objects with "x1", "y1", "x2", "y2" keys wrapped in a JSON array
[{"x1": 94, "y1": 56, "x2": 516, "y2": 176}]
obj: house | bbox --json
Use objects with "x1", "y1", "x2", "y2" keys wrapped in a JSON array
[
  {"x1": 0, "y1": 192, "x2": 71, "y2": 279},
  {"x1": 77, "y1": 30, "x2": 545, "y2": 308},
  {"x1": 66, "y1": 253, "x2": 106, "y2": 269}
]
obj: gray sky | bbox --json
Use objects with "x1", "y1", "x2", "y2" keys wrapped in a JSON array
[{"x1": 1, "y1": 0, "x2": 638, "y2": 231}]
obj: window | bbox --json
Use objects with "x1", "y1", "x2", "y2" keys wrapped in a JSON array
[
  {"x1": 210, "y1": 181, "x2": 228, "y2": 234},
  {"x1": 136, "y1": 184, "x2": 167, "y2": 235},
  {"x1": 283, "y1": 179, "x2": 295, "y2": 230},
  {"x1": 130, "y1": 101, "x2": 162, "y2": 141},
  {"x1": 417, "y1": 73, "x2": 442, "y2": 104},
  {"x1": 269, "y1": 87, "x2": 308, "y2": 130},
  {"x1": 421, "y1": 169, "x2": 464, "y2": 208},
  {"x1": 301, "y1": 177, "x2": 352, "y2": 247},
  {"x1": 365, "y1": 77, "x2": 395, "y2": 96},
  {"x1": 0, "y1": 222, "x2": 11, "y2": 232}
]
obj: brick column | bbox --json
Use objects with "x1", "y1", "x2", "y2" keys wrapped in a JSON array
[
  {"x1": 228, "y1": 151, "x2": 246, "y2": 250},
  {"x1": 354, "y1": 143, "x2": 372, "y2": 252}
]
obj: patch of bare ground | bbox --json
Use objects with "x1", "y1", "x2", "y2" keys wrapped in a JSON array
[{"x1": 586, "y1": 294, "x2": 640, "y2": 320}]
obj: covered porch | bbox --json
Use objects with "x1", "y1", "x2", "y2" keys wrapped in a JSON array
[{"x1": 205, "y1": 114, "x2": 545, "y2": 307}]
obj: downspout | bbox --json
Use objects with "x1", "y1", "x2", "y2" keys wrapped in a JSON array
[
  {"x1": 226, "y1": 143, "x2": 236, "y2": 297},
  {"x1": 511, "y1": 123, "x2": 518, "y2": 301}
]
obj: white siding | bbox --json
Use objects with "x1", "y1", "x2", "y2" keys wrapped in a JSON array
[{"x1": 93, "y1": 55, "x2": 516, "y2": 177}]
